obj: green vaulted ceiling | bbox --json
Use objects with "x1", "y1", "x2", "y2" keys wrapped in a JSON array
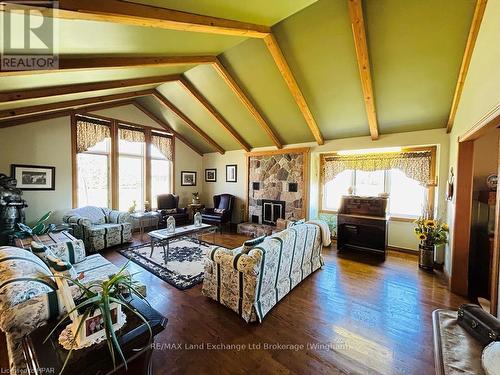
[{"x1": 0, "y1": 0, "x2": 477, "y2": 153}]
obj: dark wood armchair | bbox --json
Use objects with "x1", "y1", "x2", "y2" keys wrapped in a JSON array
[
  {"x1": 201, "y1": 194, "x2": 235, "y2": 233},
  {"x1": 156, "y1": 194, "x2": 189, "y2": 226}
]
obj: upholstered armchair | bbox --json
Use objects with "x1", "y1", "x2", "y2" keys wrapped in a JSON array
[
  {"x1": 156, "y1": 193, "x2": 189, "y2": 226},
  {"x1": 201, "y1": 194, "x2": 235, "y2": 233},
  {"x1": 63, "y1": 206, "x2": 132, "y2": 253}
]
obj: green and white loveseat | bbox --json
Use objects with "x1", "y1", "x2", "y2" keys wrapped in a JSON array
[
  {"x1": 202, "y1": 222, "x2": 324, "y2": 323},
  {"x1": 0, "y1": 240, "x2": 145, "y2": 373},
  {"x1": 63, "y1": 206, "x2": 132, "y2": 252}
]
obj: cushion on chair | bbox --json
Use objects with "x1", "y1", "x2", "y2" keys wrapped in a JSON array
[
  {"x1": 162, "y1": 208, "x2": 177, "y2": 214},
  {"x1": 65, "y1": 206, "x2": 108, "y2": 225},
  {"x1": 218, "y1": 195, "x2": 231, "y2": 210},
  {"x1": 214, "y1": 208, "x2": 226, "y2": 214}
]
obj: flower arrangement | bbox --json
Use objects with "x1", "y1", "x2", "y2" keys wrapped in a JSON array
[{"x1": 414, "y1": 217, "x2": 449, "y2": 246}]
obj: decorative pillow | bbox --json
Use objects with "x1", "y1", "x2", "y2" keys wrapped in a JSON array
[
  {"x1": 30, "y1": 241, "x2": 50, "y2": 263},
  {"x1": 162, "y1": 208, "x2": 177, "y2": 215},
  {"x1": 214, "y1": 208, "x2": 226, "y2": 214},
  {"x1": 47, "y1": 240, "x2": 86, "y2": 264},
  {"x1": 46, "y1": 252, "x2": 77, "y2": 279},
  {"x1": 482, "y1": 341, "x2": 500, "y2": 375},
  {"x1": 242, "y1": 235, "x2": 266, "y2": 253},
  {"x1": 287, "y1": 218, "x2": 306, "y2": 228}
]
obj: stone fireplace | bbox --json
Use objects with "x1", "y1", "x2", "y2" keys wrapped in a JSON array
[{"x1": 247, "y1": 149, "x2": 308, "y2": 225}]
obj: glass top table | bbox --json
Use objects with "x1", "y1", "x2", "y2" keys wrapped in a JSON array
[{"x1": 148, "y1": 223, "x2": 217, "y2": 265}]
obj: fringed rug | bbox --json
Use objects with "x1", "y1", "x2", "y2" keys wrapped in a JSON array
[{"x1": 118, "y1": 238, "x2": 222, "y2": 290}]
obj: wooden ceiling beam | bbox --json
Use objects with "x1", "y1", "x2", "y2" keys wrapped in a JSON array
[
  {"x1": 132, "y1": 101, "x2": 204, "y2": 156},
  {"x1": 1, "y1": 0, "x2": 270, "y2": 38},
  {"x1": 446, "y1": 0, "x2": 488, "y2": 133},
  {"x1": 178, "y1": 77, "x2": 251, "y2": 152},
  {"x1": 0, "y1": 90, "x2": 151, "y2": 120},
  {"x1": 212, "y1": 58, "x2": 282, "y2": 148},
  {"x1": 0, "y1": 56, "x2": 215, "y2": 77},
  {"x1": 263, "y1": 33, "x2": 324, "y2": 145},
  {"x1": 151, "y1": 89, "x2": 225, "y2": 154},
  {"x1": 347, "y1": 0, "x2": 379, "y2": 140},
  {"x1": 0, "y1": 74, "x2": 181, "y2": 102}
]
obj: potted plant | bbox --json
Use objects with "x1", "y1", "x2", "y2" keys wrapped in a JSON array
[
  {"x1": 46, "y1": 263, "x2": 152, "y2": 374},
  {"x1": 414, "y1": 217, "x2": 449, "y2": 270},
  {"x1": 14, "y1": 211, "x2": 68, "y2": 239}
]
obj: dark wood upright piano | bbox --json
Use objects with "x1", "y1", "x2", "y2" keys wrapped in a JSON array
[{"x1": 337, "y1": 195, "x2": 389, "y2": 260}]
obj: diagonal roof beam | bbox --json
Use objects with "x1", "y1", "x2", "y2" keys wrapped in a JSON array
[
  {"x1": 1, "y1": 0, "x2": 270, "y2": 38},
  {"x1": 0, "y1": 74, "x2": 181, "y2": 102},
  {"x1": 212, "y1": 58, "x2": 282, "y2": 148},
  {"x1": 177, "y1": 77, "x2": 251, "y2": 152},
  {"x1": 0, "y1": 56, "x2": 215, "y2": 77},
  {"x1": 263, "y1": 34, "x2": 324, "y2": 145},
  {"x1": 446, "y1": 0, "x2": 488, "y2": 133},
  {"x1": 132, "y1": 101, "x2": 203, "y2": 156},
  {"x1": 0, "y1": 89, "x2": 152, "y2": 120},
  {"x1": 151, "y1": 89, "x2": 225, "y2": 154},
  {"x1": 347, "y1": 0, "x2": 379, "y2": 140}
]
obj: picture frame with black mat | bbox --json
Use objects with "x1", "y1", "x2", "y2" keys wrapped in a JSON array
[
  {"x1": 11, "y1": 164, "x2": 55, "y2": 191},
  {"x1": 205, "y1": 169, "x2": 217, "y2": 182},
  {"x1": 181, "y1": 171, "x2": 197, "y2": 186},
  {"x1": 226, "y1": 164, "x2": 237, "y2": 183}
]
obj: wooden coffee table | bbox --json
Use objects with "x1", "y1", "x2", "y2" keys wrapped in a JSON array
[
  {"x1": 14, "y1": 230, "x2": 77, "y2": 249},
  {"x1": 148, "y1": 223, "x2": 216, "y2": 265}
]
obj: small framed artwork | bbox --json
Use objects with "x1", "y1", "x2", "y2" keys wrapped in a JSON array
[
  {"x1": 226, "y1": 164, "x2": 237, "y2": 183},
  {"x1": 181, "y1": 171, "x2": 197, "y2": 186},
  {"x1": 205, "y1": 168, "x2": 217, "y2": 182},
  {"x1": 11, "y1": 164, "x2": 55, "y2": 190}
]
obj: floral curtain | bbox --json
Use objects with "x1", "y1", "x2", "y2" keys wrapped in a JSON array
[
  {"x1": 151, "y1": 134, "x2": 173, "y2": 161},
  {"x1": 76, "y1": 117, "x2": 110, "y2": 153},
  {"x1": 119, "y1": 127, "x2": 145, "y2": 143},
  {"x1": 322, "y1": 151, "x2": 432, "y2": 186}
]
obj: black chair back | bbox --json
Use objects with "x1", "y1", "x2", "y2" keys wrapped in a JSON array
[
  {"x1": 214, "y1": 194, "x2": 235, "y2": 214},
  {"x1": 157, "y1": 194, "x2": 179, "y2": 210}
]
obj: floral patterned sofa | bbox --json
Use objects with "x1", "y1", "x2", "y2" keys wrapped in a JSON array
[
  {"x1": 63, "y1": 206, "x2": 132, "y2": 252},
  {"x1": 0, "y1": 241, "x2": 145, "y2": 373},
  {"x1": 202, "y1": 222, "x2": 324, "y2": 323}
]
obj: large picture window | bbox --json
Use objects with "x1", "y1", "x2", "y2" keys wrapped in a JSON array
[
  {"x1": 320, "y1": 147, "x2": 436, "y2": 219},
  {"x1": 72, "y1": 114, "x2": 174, "y2": 210}
]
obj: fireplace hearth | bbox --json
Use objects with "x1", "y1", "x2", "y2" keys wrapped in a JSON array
[{"x1": 262, "y1": 199, "x2": 285, "y2": 226}]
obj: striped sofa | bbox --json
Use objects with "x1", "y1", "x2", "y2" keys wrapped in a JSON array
[
  {"x1": 202, "y1": 222, "x2": 324, "y2": 323},
  {"x1": 63, "y1": 206, "x2": 132, "y2": 252},
  {"x1": 0, "y1": 241, "x2": 146, "y2": 373}
]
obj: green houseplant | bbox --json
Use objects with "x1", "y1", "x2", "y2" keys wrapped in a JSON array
[
  {"x1": 14, "y1": 211, "x2": 68, "y2": 238},
  {"x1": 46, "y1": 263, "x2": 152, "y2": 374},
  {"x1": 413, "y1": 218, "x2": 449, "y2": 270}
]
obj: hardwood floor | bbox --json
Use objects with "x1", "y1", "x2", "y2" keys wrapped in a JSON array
[{"x1": 0, "y1": 232, "x2": 468, "y2": 374}]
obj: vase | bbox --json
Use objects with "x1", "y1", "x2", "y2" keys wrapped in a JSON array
[
  {"x1": 434, "y1": 244, "x2": 445, "y2": 269},
  {"x1": 194, "y1": 212, "x2": 202, "y2": 227},
  {"x1": 418, "y1": 244, "x2": 434, "y2": 270},
  {"x1": 166, "y1": 216, "x2": 176, "y2": 234}
]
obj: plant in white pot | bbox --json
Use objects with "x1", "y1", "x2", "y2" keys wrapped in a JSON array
[{"x1": 414, "y1": 217, "x2": 449, "y2": 270}]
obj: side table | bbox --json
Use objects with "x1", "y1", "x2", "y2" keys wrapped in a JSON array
[
  {"x1": 22, "y1": 297, "x2": 167, "y2": 375},
  {"x1": 187, "y1": 204, "x2": 205, "y2": 220},
  {"x1": 130, "y1": 212, "x2": 161, "y2": 241}
]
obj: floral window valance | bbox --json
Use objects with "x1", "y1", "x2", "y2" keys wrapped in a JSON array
[
  {"x1": 322, "y1": 150, "x2": 432, "y2": 186},
  {"x1": 76, "y1": 116, "x2": 110, "y2": 153},
  {"x1": 151, "y1": 133, "x2": 173, "y2": 161},
  {"x1": 119, "y1": 127, "x2": 145, "y2": 143}
]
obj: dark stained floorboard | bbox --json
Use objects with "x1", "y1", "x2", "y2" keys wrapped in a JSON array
[{"x1": 0, "y1": 232, "x2": 468, "y2": 375}]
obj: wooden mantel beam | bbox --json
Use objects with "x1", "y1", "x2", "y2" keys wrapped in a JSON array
[
  {"x1": 263, "y1": 34, "x2": 324, "y2": 145},
  {"x1": 178, "y1": 77, "x2": 251, "y2": 152},
  {"x1": 212, "y1": 58, "x2": 282, "y2": 149},
  {"x1": 0, "y1": 89, "x2": 151, "y2": 120},
  {"x1": 347, "y1": 0, "x2": 379, "y2": 140},
  {"x1": 446, "y1": 0, "x2": 488, "y2": 133},
  {"x1": 0, "y1": 56, "x2": 215, "y2": 77},
  {"x1": 0, "y1": 74, "x2": 181, "y2": 102},
  {"x1": 132, "y1": 101, "x2": 204, "y2": 156},
  {"x1": 151, "y1": 89, "x2": 225, "y2": 154},
  {"x1": 1, "y1": 0, "x2": 270, "y2": 38}
]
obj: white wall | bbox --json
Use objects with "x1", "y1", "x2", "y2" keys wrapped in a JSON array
[
  {"x1": 0, "y1": 105, "x2": 203, "y2": 223},
  {"x1": 202, "y1": 150, "x2": 246, "y2": 222},
  {"x1": 202, "y1": 128, "x2": 449, "y2": 250}
]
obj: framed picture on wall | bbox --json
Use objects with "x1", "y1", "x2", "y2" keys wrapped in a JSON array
[
  {"x1": 205, "y1": 169, "x2": 217, "y2": 182},
  {"x1": 181, "y1": 171, "x2": 197, "y2": 186},
  {"x1": 11, "y1": 164, "x2": 55, "y2": 190},
  {"x1": 226, "y1": 164, "x2": 237, "y2": 183}
]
